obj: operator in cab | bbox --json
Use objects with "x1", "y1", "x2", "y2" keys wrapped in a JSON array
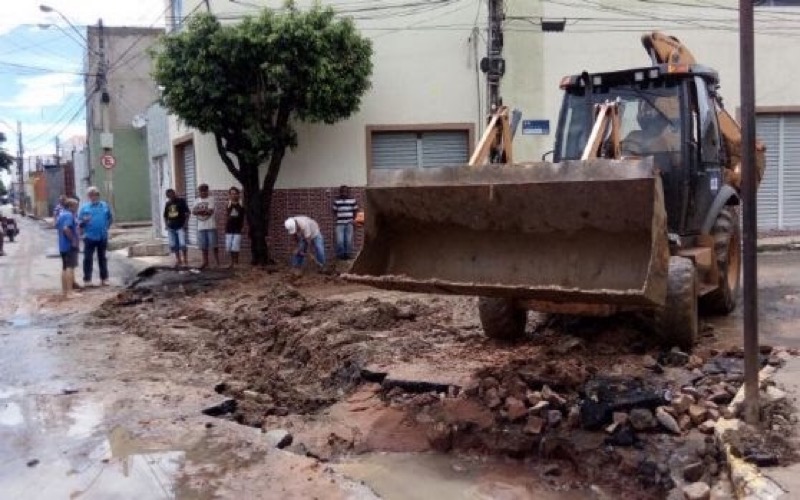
[{"x1": 621, "y1": 96, "x2": 680, "y2": 159}]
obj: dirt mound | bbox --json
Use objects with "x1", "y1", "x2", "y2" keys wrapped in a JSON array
[{"x1": 95, "y1": 269, "x2": 454, "y2": 424}]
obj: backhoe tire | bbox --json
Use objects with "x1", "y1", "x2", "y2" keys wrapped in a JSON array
[
  {"x1": 700, "y1": 207, "x2": 741, "y2": 315},
  {"x1": 478, "y1": 297, "x2": 527, "y2": 341},
  {"x1": 655, "y1": 256, "x2": 699, "y2": 352}
]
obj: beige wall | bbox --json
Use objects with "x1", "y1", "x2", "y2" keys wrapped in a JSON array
[
  {"x1": 169, "y1": 0, "x2": 485, "y2": 190},
  {"x1": 503, "y1": 0, "x2": 800, "y2": 161}
]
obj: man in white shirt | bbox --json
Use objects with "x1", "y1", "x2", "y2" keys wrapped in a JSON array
[
  {"x1": 284, "y1": 215, "x2": 325, "y2": 271},
  {"x1": 192, "y1": 184, "x2": 219, "y2": 268}
]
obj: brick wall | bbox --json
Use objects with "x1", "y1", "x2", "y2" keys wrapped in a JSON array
[{"x1": 205, "y1": 187, "x2": 364, "y2": 264}]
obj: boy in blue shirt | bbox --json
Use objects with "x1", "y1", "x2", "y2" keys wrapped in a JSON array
[
  {"x1": 56, "y1": 199, "x2": 80, "y2": 298},
  {"x1": 78, "y1": 187, "x2": 113, "y2": 286}
]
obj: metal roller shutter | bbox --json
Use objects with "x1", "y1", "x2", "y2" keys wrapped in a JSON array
[
  {"x1": 372, "y1": 132, "x2": 418, "y2": 169},
  {"x1": 757, "y1": 115, "x2": 780, "y2": 229},
  {"x1": 421, "y1": 131, "x2": 469, "y2": 167},
  {"x1": 370, "y1": 130, "x2": 469, "y2": 169},
  {"x1": 183, "y1": 143, "x2": 198, "y2": 245},
  {"x1": 782, "y1": 115, "x2": 800, "y2": 227},
  {"x1": 756, "y1": 114, "x2": 800, "y2": 230}
]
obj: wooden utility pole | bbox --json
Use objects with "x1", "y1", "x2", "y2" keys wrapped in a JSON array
[
  {"x1": 485, "y1": 0, "x2": 504, "y2": 111},
  {"x1": 739, "y1": 0, "x2": 760, "y2": 424}
]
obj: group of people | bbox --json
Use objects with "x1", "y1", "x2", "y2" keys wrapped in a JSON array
[
  {"x1": 54, "y1": 187, "x2": 113, "y2": 298},
  {"x1": 163, "y1": 183, "x2": 360, "y2": 272},
  {"x1": 163, "y1": 184, "x2": 245, "y2": 269}
]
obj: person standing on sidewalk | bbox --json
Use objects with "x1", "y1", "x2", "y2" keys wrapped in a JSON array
[
  {"x1": 224, "y1": 187, "x2": 245, "y2": 268},
  {"x1": 163, "y1": 189, "x2": 190, "y2": 267},
  {"x1": 57, "y1": 199, "x2": 80, "y2": 298},
  {"x1": 78, "y1": 186, "x2": 113, "y2": 286},
  {"x1": 332, "y1": 185, "x2": 358, "y2": 260},
  {"x1": 285, "y1": 216, "x2": 326, "y2": 271},
  {"x1": 192, "y1": 184, "x2": 219, "y2": 269}
]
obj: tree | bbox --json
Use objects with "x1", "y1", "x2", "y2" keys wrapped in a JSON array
[
  {"x1": 153, "y1": 3, "x2": 373, "y2": 265},
  {"x1": 0, "y1": 132, "x2": 14, "y2": 172},
  {"x1": 0, "y1": 179, "x2": 6, "y2": 198}
]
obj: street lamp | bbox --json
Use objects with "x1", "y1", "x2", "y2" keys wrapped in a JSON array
[{"x1": 39, "y1": 4, "x2": 89, "y2": 45}]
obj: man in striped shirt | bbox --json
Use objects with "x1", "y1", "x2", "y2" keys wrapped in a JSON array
[{"x1": 332, "y1": 185, "x2": 358, "y2": 260}]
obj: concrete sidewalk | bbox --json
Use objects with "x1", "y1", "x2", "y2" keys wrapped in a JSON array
[
  {"x1": 759, "y1": 358, "x2": 800, "y2": 498},
  {"x1": 758, "y1": 236, "x2": 800, "y2": 252}
]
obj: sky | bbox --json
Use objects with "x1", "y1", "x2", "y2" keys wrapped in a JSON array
[{"x1": 0, "y1": 0, "x2": 167, "y2": 166}]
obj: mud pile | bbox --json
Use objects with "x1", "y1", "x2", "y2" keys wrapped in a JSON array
[{"x1": 95, "y1": 268, "x2": 463, "y2": 423}]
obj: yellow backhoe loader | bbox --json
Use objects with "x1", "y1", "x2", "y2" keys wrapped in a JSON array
[{"x1": 345, "y1": 33, "x2": 765, "y2": 351}]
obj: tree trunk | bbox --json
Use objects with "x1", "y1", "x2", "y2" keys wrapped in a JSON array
[{"x1": 240, "y1": 163, "x2": 269, "y2": 265}]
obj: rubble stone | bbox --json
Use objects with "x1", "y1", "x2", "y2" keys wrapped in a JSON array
[
  {"x1": 682, "y1": 387, "x2": 702, "y2": 400},
  {"x1": 707, "y1": 408, "x2": 720, "y2": 421},
  {"x1": 482, "y1": 377, "x2": 499, "y2": 390},
  {"x1": 542, "y1": 385, "x2": 567, "y2": 407},
  {"x1": 524, "y1": 416, "x2": 544, "y2": 435},
  {"x1": 683, "y1": 481, "x2": 711, "y2": 500},
  {"x1": 687, "y1": 355, "x2": 704, "y2": 370},
  {"x1": 642, "y1": 355, "x2": 659, "y2": 369},
  {"x1": 547, "y1": 410, "x2": 563, "y2": 428},
  {"x1": 264, "y1": 429, "x2": 293, "y2": 449},
  {"x1": 629, "y1": 408, "x2": 657, "y2": 430},
  {"x1": 683, "y1": 461, "x2": 704, "y2": 483},
  {"x1": 656, "y1": 406, "x2": 681, "y2": 434},
  {"x1": 566, "y1": 406, "x2": 581, "y2": 429},
  {"x1": 505, "y1": 397, "x2": 528, "y2": 422},
  {"x1": 688, "y1": 405, "x2": 708, "y2": 425},
  {"x1": 698, "y1": 420, "x2": 716, "y2": 434},
  {"x1": 679, "y1": 414, "x2": 692, "y2": 431},
  {"x1": 612, "y1": 412, "x2": 629, "y2": 425},
  {"x1": 672, "y1": 394, "x2": 694, "y2": 414},
  {"x1": 709, "y1": 389, "x2": 732, "y2": 405},
  {"x1": 530, "y1": 401, "x2": 550, "y2": 414},
  {"x1": 526, "y1": 391, "x2": 542, "y2": 407}
]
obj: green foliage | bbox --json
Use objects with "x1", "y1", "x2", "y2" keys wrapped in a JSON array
[
  {"x1": 153, "y1": 4, "x2": 373, "y2": 174},
  {"x1": 0, "y1": 132, "x2": 14, "y2": 172},
  {"x1": 0, "y1": 178, "x2": 7, "y2": 197}
]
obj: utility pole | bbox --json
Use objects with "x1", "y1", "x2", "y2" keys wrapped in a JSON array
[
  {"x1": 16, "y1": 121, "x2": 23, "y2": 213},
  {"x1": 55, "y1": 136, "x2": 60, "y2": 166},
  {"x1": 739, "y1": 0, "x2": 760, "y2": 424},
  {"x1": 484, "y1": 0, "x2": 505, "y2": 111},
  {"x1": 97, "y1": 18, "x2": 115, "y2": 214}
]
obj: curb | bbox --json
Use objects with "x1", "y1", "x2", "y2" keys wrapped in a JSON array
[
  {"x1": 716, "y1": 366, "x2": 787, "y2": 499},
  {"x1": 757, "y1": 242, "x2": 800, "y2": 253}
]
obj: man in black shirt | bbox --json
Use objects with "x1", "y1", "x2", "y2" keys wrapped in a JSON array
[
  {"x1": 163, "y1": 189, "x2": 190, "y2": 267},
  {"x1": 225, "y1": 186, "x2": 245, "y2": 268}
]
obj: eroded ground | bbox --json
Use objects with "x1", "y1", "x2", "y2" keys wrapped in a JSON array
[{"x1": 91, "y1": 263, "x2": 800, "y2": 498}]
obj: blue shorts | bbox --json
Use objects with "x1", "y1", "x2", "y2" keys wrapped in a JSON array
[
  {"x1": 167, "y1": 228, "x2": 187, "y2": 251},
  {"x1": 198, "y1": 229, "x2": 217, "y2": 250}
]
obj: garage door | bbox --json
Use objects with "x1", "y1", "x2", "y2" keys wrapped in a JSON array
[{"x1": 756, "y1": 113, "x2": 800, "y2": 230}]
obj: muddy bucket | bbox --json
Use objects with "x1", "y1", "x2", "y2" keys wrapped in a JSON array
[{"x1": 344, "y1": 158, "x2": 669, "y2": 311}]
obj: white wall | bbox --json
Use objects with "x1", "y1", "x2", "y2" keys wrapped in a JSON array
[
  {"x1": 169, "y1": 0, "x2": 485, "y2": 190},
  {"x1": 503, "y1": 0, "x2": 800, "y2": 161}
]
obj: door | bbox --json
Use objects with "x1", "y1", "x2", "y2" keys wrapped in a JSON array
[{"x1": 174, "y1": 141, "x2": 197, "y2": 245}]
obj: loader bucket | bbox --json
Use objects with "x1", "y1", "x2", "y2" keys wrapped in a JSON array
[{"x1": 344, "y1": 158, "x2": 670, "y2": 312}]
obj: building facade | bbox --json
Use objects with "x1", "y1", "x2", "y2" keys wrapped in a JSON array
[
  {"x1": 501, "y1": 0, "x2": 800, "y2": 232},
  {"x1": 166, "y1": 0, "x2": 485, "y2": 260},
  {"x1": 85, "y1": 25, "x2": 164, "y2": 222}
]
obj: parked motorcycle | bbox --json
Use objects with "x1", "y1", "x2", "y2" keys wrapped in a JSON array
[{"x1": 2, "y1": 217, "x2": 18, "y2": 242}]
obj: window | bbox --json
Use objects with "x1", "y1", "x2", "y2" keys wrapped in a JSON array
[{"x1": 369, "y1": 129, "x2": 470, "y2": 169}]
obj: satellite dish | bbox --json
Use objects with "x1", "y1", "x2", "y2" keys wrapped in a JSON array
[{"x1": 132, "y1": 114, "x2": 147, "y2": 129}]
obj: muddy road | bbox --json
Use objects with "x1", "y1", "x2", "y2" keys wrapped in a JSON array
[{"x1": 3, "y1": 218, "x2": 800, "y2": 498}]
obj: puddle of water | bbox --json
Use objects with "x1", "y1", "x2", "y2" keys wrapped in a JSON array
[
  {"x1": 7, "y1": 316, "x2": 31, "y2": 327},
  {"x1": 0, "y1": 389, "x2": 185, "y2": 499},
  {"x1": 0, "y1": 402, "x2": 23, "y2": 426},
  {"x1": 335, "y1": 453, "x2": 588, "y2": 500}
]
